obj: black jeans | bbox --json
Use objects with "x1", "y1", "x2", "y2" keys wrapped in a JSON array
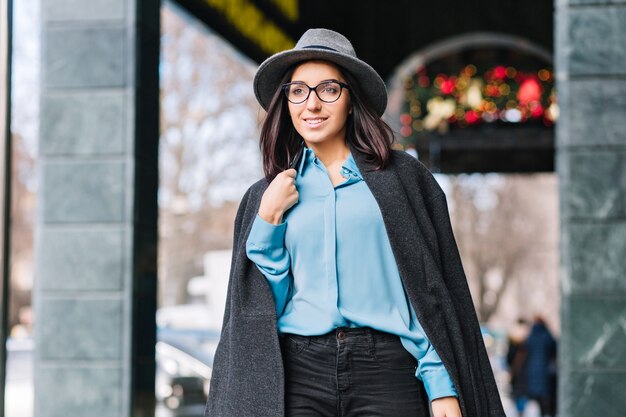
[{"x1": 279, "y1": 327, "x2": 430, "y2": 417}]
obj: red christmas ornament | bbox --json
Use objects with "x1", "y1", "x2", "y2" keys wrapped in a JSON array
[
  {"x1": 493, "y1": 66, "x2": 507, "y2": 80},
  {"x1": 465, "y1": 110, "x2": 480, "y2": 124},
  {"x1": 440, "y1": 78, "x2": 455, "y2": 95},
  {"x1": 518, "y1": 77, "x2": 543, "y2": 104}
]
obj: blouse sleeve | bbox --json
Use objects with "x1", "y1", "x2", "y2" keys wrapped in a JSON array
[
  {"x1": 402, "y1": 302, "x2": 458, "y2": 401},
  {"x1": 245, "y1": 214, "x2": 292, "y2": 316}
]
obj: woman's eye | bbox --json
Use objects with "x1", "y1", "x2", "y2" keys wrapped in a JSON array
[{"x1": 292, "y1": 87, "x2": 305, "y2": 95}]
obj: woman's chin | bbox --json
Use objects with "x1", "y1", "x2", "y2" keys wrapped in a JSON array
[{"x1": 298, "y1": 132, "x2": 345, "y2": 147}]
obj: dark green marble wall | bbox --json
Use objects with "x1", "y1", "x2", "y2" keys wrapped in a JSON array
[
  {"x1": 34, "y1": 0, "x2": 159, "y2": 415},
  {"x1": 556, "y1": 0, "x2": 626, "y2": 416}
]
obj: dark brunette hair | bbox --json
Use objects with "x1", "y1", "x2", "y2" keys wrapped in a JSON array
[{"x1": 259, "y1": 62, "x2": 394, "y2": 181}]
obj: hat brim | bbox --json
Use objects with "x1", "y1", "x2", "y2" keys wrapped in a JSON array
[{"x1": 253, "y1": 48, "x2": 388, "y2": 117}]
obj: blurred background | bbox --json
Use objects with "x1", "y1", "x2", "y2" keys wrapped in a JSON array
[{"x1": 3, "y1": 0, "x2": 624, "y2": 416}]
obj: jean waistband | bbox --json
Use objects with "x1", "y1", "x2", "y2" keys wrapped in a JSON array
[{"x1": 280, "y1": 327, "x2": 401, "y2": 346}]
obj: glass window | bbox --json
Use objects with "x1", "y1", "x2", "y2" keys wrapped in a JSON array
[{"x1": 156, "y1": 2, "x2": 262, "y2": 415}]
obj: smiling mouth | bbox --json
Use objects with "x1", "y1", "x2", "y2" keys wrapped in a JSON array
[{"x1": 303, "y1": 117, "x2": 328, "y2": 126}]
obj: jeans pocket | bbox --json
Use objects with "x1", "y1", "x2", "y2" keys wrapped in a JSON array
[
  {"x1": 282, "y1": 334, "x2": 311, "y2": 355},
  {"x1": 371, "y1": 337, "x2": 418, "y2": 370}
]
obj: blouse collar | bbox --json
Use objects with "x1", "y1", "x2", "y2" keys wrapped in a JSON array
[{"x1": 296, "y1": 146, "x2": 363, "y2": 181}]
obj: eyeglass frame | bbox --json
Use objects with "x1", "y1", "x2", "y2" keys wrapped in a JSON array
[{"x1": 281, "y1": 80, "x2": 350, "y2": 104}]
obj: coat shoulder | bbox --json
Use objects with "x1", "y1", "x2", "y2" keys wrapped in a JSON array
[
  {"x1": 232, "y1": 178, "x2": 269, "y2": 242},
  {"x1": 237, "y1": 178, "x2": 269, "y2": 217},
  {"x1": 389, "y1": 149, "x2": 427, "y2": 168},
  {"x1": 388, "y1": 150, "x2": 444, "y2": 200},
  {"x1": 245, "y1": 177, "x2": 270, "y2": 201},
  {"x1": 388, "y1": 149, "x2": 436, "y2": 180}
]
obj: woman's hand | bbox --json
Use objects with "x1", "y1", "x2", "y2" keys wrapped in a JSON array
[
  {"x1": 258, "y1": 168, "x2": 299, "y2": 224},
  {"x1": 431, "y1": 396, "x2": 462, "y2": 417}
]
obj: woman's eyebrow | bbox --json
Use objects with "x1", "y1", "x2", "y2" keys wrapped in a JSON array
[{"x1": 289, "y1": 78, "x2": 342, "y2": 84}]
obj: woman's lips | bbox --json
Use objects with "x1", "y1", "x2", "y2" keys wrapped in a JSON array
[{"x1": 303, "y1": 117, "x2": 328, "y2": 127}]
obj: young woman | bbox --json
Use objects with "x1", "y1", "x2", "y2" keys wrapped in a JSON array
[{"x1": 205, "y1": 29, "x2": 504, "y2": 417}]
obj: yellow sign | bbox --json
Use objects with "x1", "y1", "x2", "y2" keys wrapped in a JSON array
[
  {"x1": 271, "y1": 0, "x2": 299, "y2": 21},
  {"x1": 204, "y1": 0, "x2": 295, "y2": 55}
]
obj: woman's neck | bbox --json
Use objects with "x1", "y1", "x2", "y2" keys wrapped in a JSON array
[{"x1": 307, "y1": 140, "x2": 351, "y2": 167}]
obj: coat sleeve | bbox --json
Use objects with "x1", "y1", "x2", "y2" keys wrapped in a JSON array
[
  {"x1": 427, "y1": 192, "x2": 505, "y2": 416},
  {"x1": 206, "y1": 180, "x2": 284, "y2": 417},
  {"x1": 427, "y1": 193, "x2": 477, "y2": 320}
]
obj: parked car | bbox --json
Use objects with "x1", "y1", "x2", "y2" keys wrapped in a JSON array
[{"x1": 156, "y1": 327, "x2": 219, "y2": 417}]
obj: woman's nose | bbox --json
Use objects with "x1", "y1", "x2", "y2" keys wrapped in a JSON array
[{"x1": 305, "y1": 90, "x2": 322, "y2": 110}]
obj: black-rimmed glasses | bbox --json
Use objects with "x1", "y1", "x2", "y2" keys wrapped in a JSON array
[{"x1": 282, "y1": 81, "x2": 349, "y2": 104}]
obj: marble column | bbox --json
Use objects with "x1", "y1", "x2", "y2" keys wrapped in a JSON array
[
  {"x1": 556, "y1": 0, "x2": 626, "y2": 415},
  {"x1": 34, "y1": 0, "x2": 159, "y2": 416}
]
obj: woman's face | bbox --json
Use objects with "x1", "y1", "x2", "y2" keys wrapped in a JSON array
[{"x1": 287, "y1": 60, "x2": 351, "y2": 147}]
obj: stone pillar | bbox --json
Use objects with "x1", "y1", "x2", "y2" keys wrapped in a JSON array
[
  {"x1": 556, "y1": 0, "x2": 626, "y2": 415},
  {"x1": 34, "y1": 0, "x2": 159, "y2": 416}
]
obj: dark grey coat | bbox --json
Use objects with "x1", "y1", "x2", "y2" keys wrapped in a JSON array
[{"x1": 204, "y1": 149, "x2": 505, "y2": 417}]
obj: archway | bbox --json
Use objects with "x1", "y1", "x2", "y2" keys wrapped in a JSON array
[{"x1": 386, "y1": 32, "x2": 555, "y2": 173}]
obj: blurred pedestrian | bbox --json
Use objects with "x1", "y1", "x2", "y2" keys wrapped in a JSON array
[
  {"x1": 204, "y1": 28, "x2": 504, "y2": 417},
  {"x1": 525, "y1": 315, "x2": 557, "y2": 417},
  {"x1": 506, "y1": 318, "x2": 530, "y2": 416}
]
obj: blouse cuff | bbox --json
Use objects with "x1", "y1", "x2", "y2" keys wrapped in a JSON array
[
  {"x1": 420, "y1": 369, "x2": 458, "y2": 401},
  {"x1": 247, "y1": 214, "x2": 287, "y2": 251}
]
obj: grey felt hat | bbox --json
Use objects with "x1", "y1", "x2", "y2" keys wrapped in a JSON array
[{"x1": 253, "y1": 28, "x2": 388, "y2": 117}]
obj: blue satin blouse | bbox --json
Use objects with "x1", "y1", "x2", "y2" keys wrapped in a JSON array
[{"x1": 246, "y1": 147, "x2": 457, "y2": 401}]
